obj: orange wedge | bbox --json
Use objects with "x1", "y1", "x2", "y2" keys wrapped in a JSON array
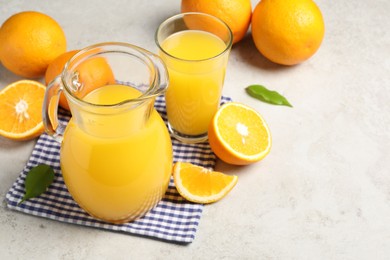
[
  {"x1": 208, "y1": 102, "x2": 271, "y2": 165},
  {"x1": 0, "y1": 80, "x2": 46, "y2": 141},
  {"x1": 173, "y1": 162, "x2": 238, "y2": 204}
]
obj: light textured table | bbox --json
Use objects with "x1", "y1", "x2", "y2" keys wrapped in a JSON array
[{"x1": 1, "y1": 0, "x2": 390, "y2": 259}]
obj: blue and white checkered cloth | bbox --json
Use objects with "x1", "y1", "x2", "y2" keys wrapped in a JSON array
[{"x1": 6, "y1": 95, "x2": 232, "y2": 244}]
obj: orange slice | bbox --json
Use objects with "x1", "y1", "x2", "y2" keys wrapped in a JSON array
[
  {"x1": 208, "y1": 102, "x2": 272, "y2": 165},
  {"x1": 173, "y1": 162, "x2": 238, "y2": 204},
  {"x1": 0, "y1": 80, "x2": 46, "y2": 141}
]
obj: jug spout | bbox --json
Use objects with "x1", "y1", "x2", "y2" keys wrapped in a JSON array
[{"x1": 147, "y1": 52, "x2": 169, "y2": 98}]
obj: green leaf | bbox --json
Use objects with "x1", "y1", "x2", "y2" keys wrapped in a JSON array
[
  {"x1": 246, "y1": 84, "x2": 293, "y2": 107},
  {"x1": 18, "y1": 164, "x2": 55, "y2": 205}
]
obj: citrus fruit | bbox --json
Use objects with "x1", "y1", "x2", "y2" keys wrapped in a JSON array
[
  {"x1": 0, "y1": 80, "x2": 46, "y2": 141},
  {"x1": 45, "y1": 50, "x2": 79, "y2": 85},
  {"x1": 45, "y1": 50, "x2": 78, "y2": 110},
  {"x1": 173, "y1": 162, "x2": 238, "y2": 204},
  {"x1": 208, "y1": 102, "x2": 271, "y2": 165},
  {"x1": 0, "y1": 11, "x2": 67, "y2": 78},
  {"x1": 181, "y1": 0, "x2": 252, "y2": 44},
  {"x1": 75, "y1": 57, "x2": 116, "y2": 98},
  {"x1": 251, "y1": 0, "x2": 325, "y2": 65},
  {"x1": 45, "y1": 51, "x2": 115, "y2": 111}
]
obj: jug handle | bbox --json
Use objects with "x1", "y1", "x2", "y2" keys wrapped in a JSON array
[{"x1": 42, "y1": 76, "x2": 66, "y2": 143}]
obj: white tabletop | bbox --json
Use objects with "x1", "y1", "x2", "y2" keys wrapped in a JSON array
[{"x1": 1, "y1": 0, "x2": 390, "y2": 259}]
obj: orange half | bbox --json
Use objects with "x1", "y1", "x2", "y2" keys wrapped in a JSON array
[
  {"x1": 173, "y1": 162, "x2": 238, "y2": 204},
  {"x1": 0, "y1": 80, "x2": 46, "y2": 141},
  {"x1": 208, "y1": 102, "x2": 272, "y2": 165}
]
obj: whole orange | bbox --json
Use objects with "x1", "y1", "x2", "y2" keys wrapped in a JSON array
[
  {"x1": 45, "y1": 51, "x2": 116, "y2": 111},
  {"x1": 74, "y1": 57, "x2": 116, "y2": 99},
  {"x1": 0, "y1": 11, "x2": 67, "y2": 78},
  {"x1": 45, "y1": 50, "x2": 79, "y2": 110},
  {"x1": 181, "y1": 0, "x2": 252, "y2": 44},
  {"x1": 251, "y1": 0, "x2": 325, "y2": 65}
]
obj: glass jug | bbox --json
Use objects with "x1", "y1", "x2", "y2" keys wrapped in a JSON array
[{"x1": 43, "y1": 43, "x2": 173, "y2": 224}]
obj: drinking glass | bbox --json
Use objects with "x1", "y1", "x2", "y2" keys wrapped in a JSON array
[{"x1": 156, "y1": 12, "x2": 233, "y2": 143}]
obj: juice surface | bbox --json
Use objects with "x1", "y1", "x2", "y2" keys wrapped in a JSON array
[
  {"x1": 61, "y1": 85, "x2": 172, "y2": 223},
  {"x1": 161, "y1": 30, "x2": 228, "y2": 136}
]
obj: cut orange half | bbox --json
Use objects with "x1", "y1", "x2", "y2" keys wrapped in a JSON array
[
  {"x1": 208, "y1": 102, "x2": 272, "y2": 165},
  {"x1": 0, "y1": 80, "x2": 46, "y2": 141},
  {"x1": 173, "y1": 162, "x2": 238, "y2": 204}
]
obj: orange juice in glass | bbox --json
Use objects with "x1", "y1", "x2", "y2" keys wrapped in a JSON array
[
  {"x1": 43, "y1": 43, "x2": 172, "y2": 224},
  {"x1": 156, "y1": 12, "x2": 233, "y2": 143}
]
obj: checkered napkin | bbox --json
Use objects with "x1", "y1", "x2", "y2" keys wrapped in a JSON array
[{"x1": 6, "y1": 96, "x2": 232, "y2": 244}]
